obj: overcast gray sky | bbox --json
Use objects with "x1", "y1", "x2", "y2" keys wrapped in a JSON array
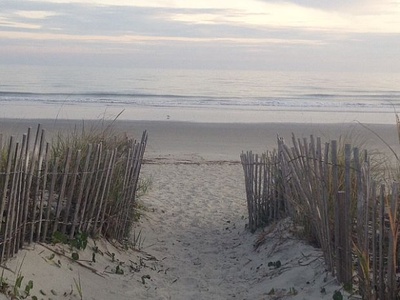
[{"x1": 1, "y1": 0, "x2": 400, "y2": 72}]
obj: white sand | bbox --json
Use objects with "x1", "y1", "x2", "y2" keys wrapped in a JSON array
[
  {"x1": 135, "y1": 157, "x2": 344, "y2": 299},
  {"x1": 2, "y1": 119, "x2": 394, "y2": 299},
  {"x1": 1, "y1": 157, "x2": 344, "y2": 300}
]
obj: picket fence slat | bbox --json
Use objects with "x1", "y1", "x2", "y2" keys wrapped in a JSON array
[
  {"x1": 37, "y1": 143, "x2": 50, "y2": 242},
  {"x1": 30, "y1": 128, "x2": 46, "y2": 244},
  {"x1": 53, "y1": 147, "x2": 72, "y2": 234},
  {"x1": 14, "y1": 134, "x2": 27, "y2": 254},
  {"x1": 61, "y1": 150, "x2": 81, "y2": 235},
  {"x1": 69, "y1": 144, "x2": 93, "y2": 239},
  {"x1": 43, "y1": 158, "x2": 59, "y2": 241},
  {"x1": 79, "y1": 143, "x2": 101, "y2": 233},
  {"x1": 5, "y1": 141, "x2": 20, "y2": 260}
]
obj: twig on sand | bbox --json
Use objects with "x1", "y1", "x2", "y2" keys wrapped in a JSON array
[
  {"x1": 0, "y1": 264, "x2": 14, "y2": 273},
  {"x1": 38, "y1": 243, "x2": 106, "y2": 278}
]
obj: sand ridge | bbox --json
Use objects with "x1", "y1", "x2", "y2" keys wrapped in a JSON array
[{"x1": 0, "y1": 119, "x2": 377, "y2": 299}]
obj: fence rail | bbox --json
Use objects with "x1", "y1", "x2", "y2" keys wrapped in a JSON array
[
  {"x1": 242, "y1": 134, "x2": 400, "y2": 299},
  {"x1": 0, "y1": 125, "x2": 147, "y2": 264}
]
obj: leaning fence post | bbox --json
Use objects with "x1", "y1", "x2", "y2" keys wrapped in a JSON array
[
  {"x1": 343, "y1": 144, "x2": 352, "y2": 287},
  {"x1": 0, "y1": 137, "x2": 15, "y2": 264},
  {"x1": 61, "y1": 150, "x2": 81, "y2": 235},
  {"x1": 14, "y1": 134, "x2": 27, "y2": 254},
  {"x1": 378, "y1": 184, "x2": 385, "y2": 300},
  {"x1": 387, "y1": 182, "x2": 398, "y2": 300},
  {"x1": 37, "y1": 143, "x2": 50, "y2": 242},
  {"x1": 4, "y1": 142, "x2": 20, "y2": 260},
  {"x1": 70, "y1": 144, "x2": 93, "y2": 239},
  {"x1": 43, "y1": 158, "x2": 59, "y2": 241},
  {"x1": 53, "y1": 147, "x2": 72, "y2": 234},
  {"x1": 337, "y1": 190, "x2": 352, "y2": 287},
  {"x1": 368, "y1": 181, "x2": 377, "y2": 299},
  {"x1": 30, "y1": 128, "x2": 46, "y2": 244},
  {"x1": 331, "y1": 140, "x2": 339, "y2": 278}
]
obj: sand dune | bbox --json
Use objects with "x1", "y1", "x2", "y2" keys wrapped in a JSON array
[{"x1": 2, "y1": 119, "x2": 391, "y2": 299}]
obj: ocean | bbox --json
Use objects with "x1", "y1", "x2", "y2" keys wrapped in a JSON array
[{"x1": 1, "y1": 65, "x2": 400, "y2": 124}]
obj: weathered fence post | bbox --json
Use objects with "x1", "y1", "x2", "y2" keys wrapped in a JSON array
[
  {"x1": 69, "y1": 144, "x2": 93, "y2": 239},
  {"x1": 30, "y1": 128, "x2": 46, "y2": 244},
  {"x1": 37, "y1": 143, "x2": 50, "y2": 242},
  {"x1": 387, "y1": 182, "x2": 398, "y2": 300},
  {"x1": 378, "y1": 184, "x2": 385, "y2": 300},
  {"x1": 336, "y1": 190, "x2": 352, "y2": 288},
  {"x1": 4, "y1": 141, "x2": 20, "y2": 260},
  {"x1": 0, "y1": 137, "x2": 15, "y2": 263}
]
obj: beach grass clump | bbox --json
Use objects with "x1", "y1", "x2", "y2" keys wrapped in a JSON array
[
  {"x1": 45, "y1": 119, "x2": 147, "y2": 241},
  {"x1": 0, "y1": 120, "x2": 147, "y2": 254},
  {"x1": 284, "y1": 130, "x2": 391, "y2": 247},
  {"x1": 242, "y1": 118, "x2": 400, "y2": 299},
  {"x1": 295, "y1": 126, "x2": 400, "y2": 298},
  {"x1": 51, "y1": 119, "x2": 131, "y2": 159}
]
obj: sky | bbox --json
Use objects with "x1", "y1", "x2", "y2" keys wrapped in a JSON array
[{"x1": 1, "y1": 0, "x2": 400, "y2": 72}]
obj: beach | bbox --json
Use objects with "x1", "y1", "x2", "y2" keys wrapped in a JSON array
[
  {"x1": 1, "y1": 118, "x2": 399, "y2": 160},
  {"x1": 1, "y1": 118, "x2": 399, "y2": 299},
  {"x1": 2, "y1": 0, "x2": 400, "y2": 297}
]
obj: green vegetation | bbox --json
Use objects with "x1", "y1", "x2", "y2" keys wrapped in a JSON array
[
  {"x1": 332, "y1": 290, "x2": 343, "y2": 300},
  {"x1": 0, "y1": 255, "x2": 37, "y2": 299}
]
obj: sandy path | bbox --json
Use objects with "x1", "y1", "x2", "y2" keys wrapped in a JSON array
[
  {"x1": 136, "y1": 156, "x2": 345, "y2": 300},
  {"x1": 138, "y1": 159, "x2": 248, "y2": 299}
]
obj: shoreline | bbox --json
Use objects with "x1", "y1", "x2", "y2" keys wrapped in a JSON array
[{"x1": 1, "y1": 102, "x2": 399, "y2": 124}]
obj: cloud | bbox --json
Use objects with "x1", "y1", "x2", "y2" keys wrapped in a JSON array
[
  {"x1": 4, "y1": 0, "x2": 400, "y2": 38},
  {"x1": 1, "y1": 0, "x2": 400, "y2": 71},
  {"x1": 19, "y1": 0, "x2": 400, "y2": 34},
  {"x1": 0, "y1": 15, "x2": 41, "y2": 29},
  {"x1": 0, "y1": 29, "x2": 324, "y2": 47},
  {"x1": 1, "y1": 2, "x2": 326, "y2": 43},
  {"x1": 165, "y1": 1, "x2": 400, "y2": 34},
  {"x1": 15, "y1": 10, "x2": 59, "y2": 19}
]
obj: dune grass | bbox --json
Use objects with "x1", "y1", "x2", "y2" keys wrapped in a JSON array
[
  {"x1": 0, "y1": 117, "x2": 149, "y2": 298},
  {"x1": 48, "y1": 119, "x2": 148, "y2": 239},
  {"x1": 243, "y1": 116, "x2": 400, "y2": 298}
]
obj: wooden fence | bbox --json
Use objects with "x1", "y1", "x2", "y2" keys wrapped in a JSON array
[
  {"x1": 0, "y1": 125, "x2": 147, "y2": 264},
  {"x1": 241, "y1": 134, "x2": 400, "y2": 299}
]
